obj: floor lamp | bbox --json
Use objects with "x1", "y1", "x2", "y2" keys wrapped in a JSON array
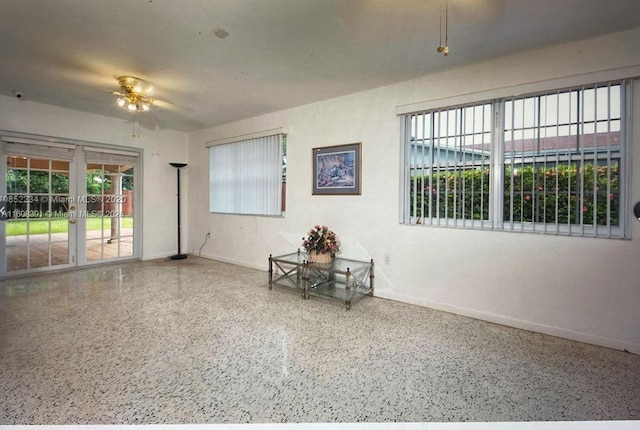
[{"x1": 169, "y1": 162, "x2": 188, "y2": 260}]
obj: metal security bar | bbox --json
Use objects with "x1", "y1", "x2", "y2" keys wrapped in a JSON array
[
  {"x1": 503, "y1": 83, "x2": 623, "y2": 237},
  {"x1": 404, "y1": 103, "x2": 492, "y2": 227},
  {"x1": 401, "y1": 80, "x2": 629, "y2": 239}
]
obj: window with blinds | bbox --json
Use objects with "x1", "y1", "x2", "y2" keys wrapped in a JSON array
[
  {"x1": 401, "y1": 80, "x2": 630, "y2": 239},
  {"x1": 209, "y1": 133, "x2": 286, "y2": 216}
]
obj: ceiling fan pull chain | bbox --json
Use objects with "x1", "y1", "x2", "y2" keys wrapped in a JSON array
[{"x1": 132, "y1": 112, "x2": 139, "y2": 138}]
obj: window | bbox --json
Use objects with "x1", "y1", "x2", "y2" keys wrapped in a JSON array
[
  {"x1": 402, "y1": 81, "x2": 630, "y2": 239},
  {"x1": 209, "y1": 132, "x2": 286, "y2": 216},
  {"x1": 405, "y1": 103, "x2": 493, "y2": 228}
]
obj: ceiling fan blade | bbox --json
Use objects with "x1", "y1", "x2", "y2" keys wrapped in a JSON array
[{"x1": 153, "y1": 98, "x2": 193, "y2": 113}]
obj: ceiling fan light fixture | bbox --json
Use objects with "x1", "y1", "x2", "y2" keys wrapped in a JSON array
[{"x1": 115, "y1": 76, "x2": 155, "y2": 113}]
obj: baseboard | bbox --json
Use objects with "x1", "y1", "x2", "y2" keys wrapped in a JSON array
[
  {"x1": 141, "y1": 252, "x2": 175, "y2": 261},
  {"x1": 196, "y1": 252, "x2": 267, "y2": 272},
  {"x1": 378, "y1": 290, "x2": 640, "y2": 355}
]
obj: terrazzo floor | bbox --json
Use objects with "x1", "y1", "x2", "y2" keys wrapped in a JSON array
[{"x1": 0, "y1": 257, "x2": 639, "y2": 424}]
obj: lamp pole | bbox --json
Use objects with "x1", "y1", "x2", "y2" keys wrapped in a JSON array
[{"x1": 169, "y1": 162, "x2": 188, "y2": 260}]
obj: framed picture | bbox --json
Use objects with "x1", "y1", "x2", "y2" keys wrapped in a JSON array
[{"x1": 312, "y1": 142, "x2": 361, "y2": 195}]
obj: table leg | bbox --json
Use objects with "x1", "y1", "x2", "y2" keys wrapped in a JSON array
[
  {"x1": 268, "y1": 254, "x2": 273, "y2": 290},
  {"x1": 369, "y1": 259, "x2": 374, "y2": 297},
  {"x1": 345, "y1": 268, "x2": 351, "y2": 311},
  {"x1": 302, "y1": 260, "x2": 308, "y2": 299}
]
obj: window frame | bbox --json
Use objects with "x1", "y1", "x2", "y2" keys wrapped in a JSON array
[
  {"x1": 208, "y1": 132, "x2": 287, "y2": 217},
  {"x1": 400, "y1": 80, "x2": 632, "y2": 239}
]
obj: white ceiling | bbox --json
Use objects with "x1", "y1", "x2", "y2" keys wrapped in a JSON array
[{"x1": 1, "y1": 0, "x2": 639, "y2": 132}]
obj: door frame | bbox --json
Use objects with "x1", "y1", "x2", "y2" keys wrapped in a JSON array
[{"x1": 1, "y1": 131, "x2": 143, "y2": 277}]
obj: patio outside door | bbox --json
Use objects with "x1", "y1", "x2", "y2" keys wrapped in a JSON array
[
  {"x1": 83, "y1": 150, "x2": 136, "y2": 262},
  {"x1": 1, "y1": 138, "x2": 140, "y2": 276},
  {"x1": 3, "y1": 154, "x2": 75, "y2": 272}
]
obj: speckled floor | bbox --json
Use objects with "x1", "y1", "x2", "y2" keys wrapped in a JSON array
[{"x1": 0, "y1": 257, "x2": 639, "y2": 424}]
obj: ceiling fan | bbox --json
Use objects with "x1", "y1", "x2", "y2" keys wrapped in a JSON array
[
  {"x1": 112, "y1": 75, "x2": 154, "y2": 112},
  {"x1": 108, "y1": 75, "x2": 193, "y2": 136}
]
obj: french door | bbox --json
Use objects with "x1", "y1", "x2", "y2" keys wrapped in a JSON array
[
  {"x1": 83, "y1": 149, "x2": 138, "y2": 263},
  {"x1": 1, "y1": 136, "x2": 140, "y2": 276},
  {"x1": 3, "y1": 153, "x2": 74, "y2": 271}
]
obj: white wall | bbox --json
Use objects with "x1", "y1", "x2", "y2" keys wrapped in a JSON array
[
  {"x1": 0, "y1": 96, "x2": 189, "y2": 260},
  {"x1": 188, "y1": 27, "x2": 640, "y2": 355}
]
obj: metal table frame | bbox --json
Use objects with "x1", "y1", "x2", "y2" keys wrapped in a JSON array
[{"x1": 268, "y1": 250, "x2": 374, "y2": 310}]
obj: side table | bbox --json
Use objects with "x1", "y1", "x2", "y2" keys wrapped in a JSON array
[{"x1": 268, "y1": 250, "x2": 374, "y2": 310}]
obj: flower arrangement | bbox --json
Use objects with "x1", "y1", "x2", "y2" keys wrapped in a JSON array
[{"x1": 302, "y1": 225, "x2": 341, "y2": 256}]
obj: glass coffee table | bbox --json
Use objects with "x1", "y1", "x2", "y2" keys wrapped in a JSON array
[{"x1": 268, "y1": 250, "x2": 374, "y2": 310}]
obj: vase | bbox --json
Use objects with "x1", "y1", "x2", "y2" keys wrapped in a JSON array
[{"x1": 308, "y1": 251, "x2": 333, "y2": 264}]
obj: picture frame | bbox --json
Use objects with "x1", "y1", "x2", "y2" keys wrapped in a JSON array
[{"x1": 312, "y1": 142, "x2": 361, "y2": 195}]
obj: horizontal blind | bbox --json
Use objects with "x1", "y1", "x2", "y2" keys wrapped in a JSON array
[
  {"x1": 84, "y1": 148, "x2": 139, "y2": 165},
  {"x1": 3, "y1": 140, "x2": 76, "y2": 161}
]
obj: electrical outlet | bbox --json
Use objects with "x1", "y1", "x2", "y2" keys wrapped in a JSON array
[
  {"x1": 206, "y1": 232, "x2": 211, "y2": 238},
  {"x1": 384, "y1": 254, "x2": 391, "y2": 265}
]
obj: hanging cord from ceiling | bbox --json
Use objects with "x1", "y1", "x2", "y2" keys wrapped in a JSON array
[
  {"x1": 131, "y1": 112, "x2": 142, "y2": 138},
  {"x1": 436, "y1": 0, "x2": 449, "y2": 56}
]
